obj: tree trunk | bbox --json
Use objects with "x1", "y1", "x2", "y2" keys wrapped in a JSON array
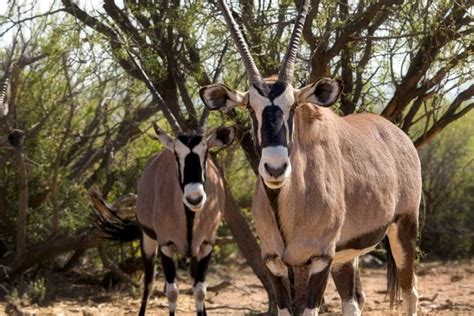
[
  {"x1": 222, "y1": 181, "x2": 276, "y2": 309},
  {"x1": 4, "y1": 230, "x2": 102, "y2": 277},
  {"x1": 59, "y1": 249, "x2": 86, "y2": 272},
  {"x1": 14, "y1": 149, "x2": 28, "y2": 263}
]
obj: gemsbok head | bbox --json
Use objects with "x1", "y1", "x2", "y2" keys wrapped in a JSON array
[
  {"x1": 200, "y1": 1, "x2": 422, "y2": 315},
  {"x1": 200, "y1": 0, "x2": 342, "y2": 189},
  {"x1": 152, "y1": 109, "x2": 234, "y2": 211}
]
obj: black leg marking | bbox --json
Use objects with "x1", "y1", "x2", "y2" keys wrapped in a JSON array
[
  {"x1": 193, "y1": 251, "x2": 212, "y2": 285},
  {"x1": 332, "y1": 259, "x2": 365, "y2": 312},
  {"x1": 306, "y1": 259, "x2": 332, "y2": 310},
  {"x1": 160, "y1": 249, "x2": 177, "y2": 283},
  {"x1": 271, "y1": 275, "x2": 292, "y2": 312},
  {"x1": 190, "y1": 256, "x2": 198, "y2": 280},
  {"x1": 264, "y1": 255, "x2": 292, "y2": 313},
  {"x1": 160, "y1": 249, "x2": 178, "y2": 316}
]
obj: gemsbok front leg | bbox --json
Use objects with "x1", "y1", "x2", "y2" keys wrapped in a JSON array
[
  {"x1": 332, "y1": 258, "x2": 366, "y2": 316},
  {"x1": 264, "y1": 255, "x2": 292, "y2": 315},
  {"x1": 304, "y1": 256, "x2": 333, "y2": 316},
  {"x1": 139, "y1": 232, "x2": 157, "y2": 316},
  {"x1": 190, "y1": 249, "x2": 213, "y2": 316},
  {"x1": 160, "y1": 245, "x2": 179, "y2": 316},
  {"x1": 386, "y1": 215, "x2": 419, "y2": 316}
]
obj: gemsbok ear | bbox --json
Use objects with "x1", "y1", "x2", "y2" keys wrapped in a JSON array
[
  {"x1": 295, "y1": 78, "x2": 343, "y2": 107},
  {"x1": 199, "y1": 83, "x2": 248, "y2": 112},
  {"x1": 207, "y1": 126, "x2": 235, "y2": 148},
  {"x1": 152, "y1": 122, "x2": 174, "y2": 150}
]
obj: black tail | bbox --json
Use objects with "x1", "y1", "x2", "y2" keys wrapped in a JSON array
[
  {"x1": 385, "y1": 236, "x2": 400, "y2": 307},
  {"x1": 90, "y1": 190, "x2": 140, "y2": 242}
]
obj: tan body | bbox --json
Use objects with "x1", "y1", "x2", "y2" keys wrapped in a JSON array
[
  {"x1": 253, "y1": 104, "x2": 421, "y2": 265},
  {"x1": 136, "y1": 150, "x2": 224, "y2": 259}
]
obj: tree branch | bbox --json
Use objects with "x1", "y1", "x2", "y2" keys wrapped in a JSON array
[{"x1": 414, "y1": 85, "x2": 474, "y2": 148}]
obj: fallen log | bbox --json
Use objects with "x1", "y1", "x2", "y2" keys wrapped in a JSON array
[
  {"x1": 1, "y1": 229, "x2": 102, "y2": 279},
  {"x1": 0, "y1": 191, "x2": 139, "y2": 280}
]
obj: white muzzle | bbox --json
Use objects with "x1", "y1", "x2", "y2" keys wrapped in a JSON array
[
  {"x1": 183, "y1": 183, "x2": 207, "y2": 211},
  {"x1": 258, "y1": 146, "x2": 292, "y2": 189}
]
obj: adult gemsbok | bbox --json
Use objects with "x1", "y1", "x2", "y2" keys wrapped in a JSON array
[{"x1": 199, "y1": 0, "x2": 421, "y2": 315}]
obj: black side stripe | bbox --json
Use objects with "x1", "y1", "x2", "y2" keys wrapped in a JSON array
[
  {"x1": 335, "y1": 225, "x2": 388, "y2": 252},
  {"x1": 137, "y1": 215, "x2": 157, "y2": 240}
]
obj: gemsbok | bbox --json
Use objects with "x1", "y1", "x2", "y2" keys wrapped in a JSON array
[
  {"x1": 199, "y1": 0, "x2": 421, "y2": 315},
  {"x1": 93, "y1": 110, "x2": 234, "y2": 316}
]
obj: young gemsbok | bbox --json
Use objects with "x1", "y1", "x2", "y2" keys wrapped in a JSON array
[
  {"x1": 138, "y1": 112, "x2": 234, "y2": 316},
  {"x1": 93, "y1": 110, "x2": 234, "y2": 316},
  {"x1": 199, "y1": 0, "x2": 421, "y2": 315},
  {"x1": 97, "y1": 49, "x2": 235, "y2": 316}
]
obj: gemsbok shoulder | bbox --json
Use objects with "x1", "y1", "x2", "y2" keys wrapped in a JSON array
[
  {"x1": 92, "y1": 110, "x2": 234, "y2": 316},
  {"x1": 199, "y1": 0, "x2": 421, "y2": 315}
]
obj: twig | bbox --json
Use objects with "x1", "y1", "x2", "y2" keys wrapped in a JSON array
[
  {"x1": 153, "y1": 280, "x2": 232, "y2": 297},
  {"x1": 97, "y1": 244, "x2": 140, "y2": 288}
]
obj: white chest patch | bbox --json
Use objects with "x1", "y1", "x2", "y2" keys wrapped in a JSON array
[{"x1": 333, "y1": 246, "x2": 376, "y2": 266}]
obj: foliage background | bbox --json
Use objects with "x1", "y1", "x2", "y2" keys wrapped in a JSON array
[{"x1": 0, "y1": 0, "x2": 472, "y2": 306}]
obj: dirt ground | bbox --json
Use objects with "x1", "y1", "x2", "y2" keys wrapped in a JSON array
[{"x1": 2, "y1": 260, "x2": 473, "y2": 315}]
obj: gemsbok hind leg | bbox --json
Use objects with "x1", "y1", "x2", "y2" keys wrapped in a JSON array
[
  {"x1": 304, "y1": 256, "x2": 333, "y2": 316},
  {"x1": 160, "y1": 244, "x2": 179, "y2": 316},
  {"x1": 139, "y1": 232, "x2": 157, "y2": 316},
  {"x1": 332, "y1": 258, "x2": 365, "y2": 316},
  {"x1": 190, "y1": 249, "x2": 213, "y2": 316},
  {"x1": 264, "y1": 254, "x2": 292, "y2": 315},
  {"x1": 386, "y1": 216, "x2": 418, "y2": 316}
]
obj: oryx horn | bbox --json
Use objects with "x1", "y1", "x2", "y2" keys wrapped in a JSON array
[
  {"x1": 217, "y1": 0, "x2": 262, "y2": 85},
  {"x1": 196, "y1": 107, "x2": 210, "y2": 135},
  {"x1": 278, "y1": 0, "x2": 310, "y2": 84}
]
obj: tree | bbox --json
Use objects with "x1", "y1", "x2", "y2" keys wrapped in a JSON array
[
  {"x1": 0, "y1": 0, "x2": 472, "y2": 311},
  {"x1": 419, "y1": 113, "x2": 474, "y2": 259}
]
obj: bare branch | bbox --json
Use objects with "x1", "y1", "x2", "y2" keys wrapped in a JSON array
[{"x1": 415, "y1": 85, "x2": 474, "y2": 148}]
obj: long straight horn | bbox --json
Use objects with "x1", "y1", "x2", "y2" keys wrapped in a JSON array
[
  {"x1": 278, "y1": 0, "x2": 310, "y2": 84},
  {"x1": 124, "y1": 49, "x2": 182, "y2": 134},
  {"x1": 196, "y1": 107, "x2": 210, "y2": 135},
  {"x1": 217, "y1": 0, "x2": 262, "y2": 85}
]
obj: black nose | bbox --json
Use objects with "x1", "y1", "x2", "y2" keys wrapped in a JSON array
[
  {"x1": 264, "y1": 163, "x2": 288, "y2": 178},
  {"x1": 186, "y1": 195, "x2": 204, "y2": 206}
]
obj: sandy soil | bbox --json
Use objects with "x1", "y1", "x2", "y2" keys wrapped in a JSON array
[{"x1": 2, "y1": 260, "x2": 473, "y2": 315}]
